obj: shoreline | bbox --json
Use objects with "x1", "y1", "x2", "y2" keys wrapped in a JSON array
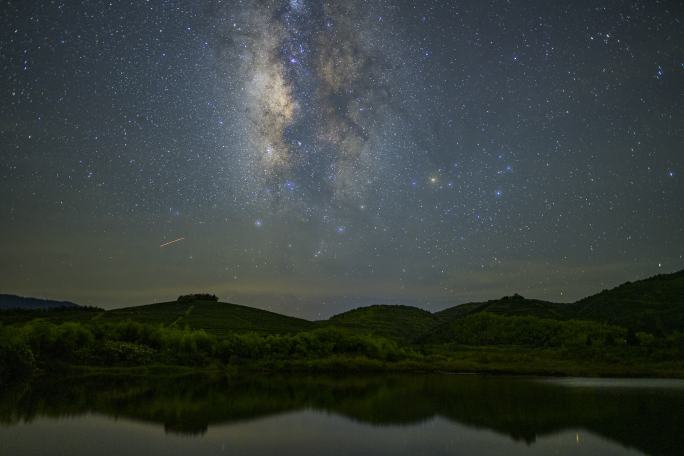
[{"x1": 18, "y1": 359, "x2": 684, "y2": 382}]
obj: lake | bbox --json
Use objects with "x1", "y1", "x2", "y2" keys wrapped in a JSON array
[{"x1": 1, "y1": 373, "x2": 683, "y2": 455}]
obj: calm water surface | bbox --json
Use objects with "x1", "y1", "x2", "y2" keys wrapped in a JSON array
[{"x1": 1, "y1": 373, "x2": 683, "y2": 455}]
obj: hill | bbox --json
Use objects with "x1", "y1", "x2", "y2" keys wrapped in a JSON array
[
  {"x1": 1, "y1": 269, "x2": 681, "y2": 339},
  {"x1": 432, "y1": 270, "x2": 684, "y2": 336},
  {"x1": 323, "y1": 304, "x2": 441, "y2": 342},
  {"x1": 566, "y1": 270, "x2": 684, "y2": 335},
  {"x1": 434, "y1": 294, "x2": 567, "y2": 322},
  {"x1": 0, "y1": 294, "x2": 80, "y2": 310},
  {"x1": 1, "y1": 271, "x2": 683, "y2": 380},
  {"x1": 101, "y1": 299, "x2": 314, "y2": 336}
]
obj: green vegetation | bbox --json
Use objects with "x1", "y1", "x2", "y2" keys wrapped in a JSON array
[
  {"x1": 99, "y1": 300, "x2": 313, "y2": 336},
  {"x1": 434, "y1": 294, "x2": 567, "y2": 322},
  {"x1": 0, "y1": 320, "x2": 419, "y2": 383},
  {"x1": 568, "y1": 271, "x2": 684, "y2": 335},
  {"x1": 434, "y1": 271, "x2": 684, "y2": 336},
  {"x1": 424, "y1": 312, "x2": 627, "y2": 347},
  {"x1": 0, "y1": 306, "x2": 103, "y2": 326},
  {"x1": 0, "y1": 270, "x2": 683, "y2": 381},
  {"x1": 324, "y1": 304, "x2": 440, "y2": 341}
]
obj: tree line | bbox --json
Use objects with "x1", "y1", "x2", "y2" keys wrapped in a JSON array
[{"x1": 2, "y1": 313, "x2": 683, "y2": 384}]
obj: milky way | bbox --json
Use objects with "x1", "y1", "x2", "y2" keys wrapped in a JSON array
[
  {"x1": 0, "y1": 0, "x2": 682, "y2": 317},
  {"x1": 222, "y1": 0, "x2": 398, "y2": 204}
]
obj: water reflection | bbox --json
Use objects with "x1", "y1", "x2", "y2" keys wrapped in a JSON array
[{"x1": 1, "y1": 373, "x2": 683, "y2": 455}]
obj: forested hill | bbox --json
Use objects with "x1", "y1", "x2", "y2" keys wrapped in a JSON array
[
  {"x1": 566, "y1": 270, "x2": 684, "y2": 335},
  {"x1": 432, "y1": 270, "x2": 684, "y2": 336}
]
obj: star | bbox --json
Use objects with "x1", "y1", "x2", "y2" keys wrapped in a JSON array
[{"x1": 0, "y1": 0, "x2": 680, "y2": 318}]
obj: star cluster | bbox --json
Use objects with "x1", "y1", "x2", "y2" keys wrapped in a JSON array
[{"x1": 0, "y1": 0, "x2": 682, "y2": 317}]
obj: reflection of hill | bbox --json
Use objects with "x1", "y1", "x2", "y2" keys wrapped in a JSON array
[{"x1": 1, "y1": 373, "x2": 682, "y2": 455}]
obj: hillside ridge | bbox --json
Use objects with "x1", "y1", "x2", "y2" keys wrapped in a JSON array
[
  {"x1": 2, "y1": 269, "x2": 682, "y2": 337},
  {"x1": 0, "y1": 294, "x2": 80, "y2": 310}
]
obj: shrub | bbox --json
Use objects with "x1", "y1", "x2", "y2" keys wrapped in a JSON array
[
  {"x1": 0, "y1": 325, "x2": 35, "y2": 383},
  {"x1": 446, "y1": 313, "x2": 626, "y2": 348},
  {"x1": 96, "y1": 340, "x2": 156, "y2": 365}
]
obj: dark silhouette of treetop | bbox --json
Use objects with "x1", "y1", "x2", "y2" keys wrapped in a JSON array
[{"x1": 177, "y1": 294, "x2": 218, "y2": 302}]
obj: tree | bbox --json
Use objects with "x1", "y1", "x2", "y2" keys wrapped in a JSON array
[{"x1": 177, "y1": 294, "x2": 218, "y2": 302}]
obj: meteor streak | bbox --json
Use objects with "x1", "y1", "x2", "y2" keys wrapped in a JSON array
[{"x1": 159, "y1": 237, "x2": 185, "y2": 248}]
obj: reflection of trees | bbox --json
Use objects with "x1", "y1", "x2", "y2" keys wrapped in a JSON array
[{"x1": 0, "y1": 373, "x2": 682, "y2": 455}]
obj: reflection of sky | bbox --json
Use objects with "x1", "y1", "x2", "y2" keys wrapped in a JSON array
[
  {"x1": 0, "y1": 413, "x2": 643, "y2": 456},
  {"x1": 542, "y1": 377, "x2": 684, "y2": 389}
]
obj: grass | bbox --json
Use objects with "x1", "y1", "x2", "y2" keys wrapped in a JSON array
[
  {"x1": 100, "y1": 301, "x2": 194, "y2": 325},
  {"x1": 322, "y1": 304, "x2": 441, "y2": 342},
  {"x1": 425, "y1": 345, "x2": 684, "y2": 378},
  {"x1": 57, "y1": 348, "x2": 684, "y2": 379},
  {"x1": 179, "y1": 301, "x2": 313, "y2": 335},
  {"x1": 434, "y1": 296, "x2": 567, "y2": 323},
  {"x1": 99, "y1": 300, "x2": 314, "y2": 336}
]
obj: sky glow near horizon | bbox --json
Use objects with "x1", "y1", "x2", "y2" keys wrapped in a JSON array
[{"x1": 0, "y1": 0, "x2": 682, "y2": 318}]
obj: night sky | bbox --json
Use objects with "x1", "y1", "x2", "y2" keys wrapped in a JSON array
[{"x1": 1, "y1": 1, "x2": 682, "y2": 318}]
